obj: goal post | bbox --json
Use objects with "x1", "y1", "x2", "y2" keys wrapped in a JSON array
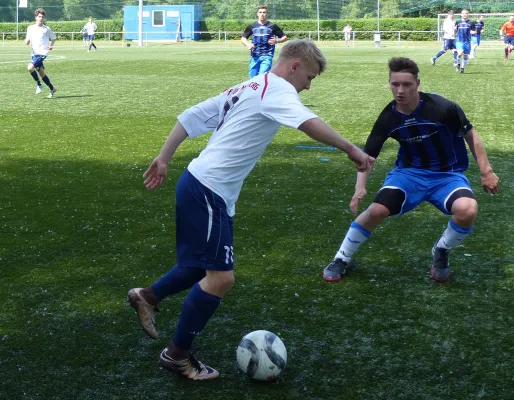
[{"x1": 437, "y1": 13, "x2": 513, "y2": 41}]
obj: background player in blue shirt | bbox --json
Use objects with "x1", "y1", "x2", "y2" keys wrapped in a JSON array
[
  {"x1": 455, "y1": 9, "x2": 476, "y2": 73},
  {"x1": 323, "y1": 57, "x2": 499, "y2": 284},
  {"x1": 470, "y1": 15, "x2": 484, "y2": 59},
  {"x1": 241, "y1": 5, "x2": 288, "y2": 78}
]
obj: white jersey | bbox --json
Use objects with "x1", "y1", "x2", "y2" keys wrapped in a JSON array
[
  {"x1": 84, "y1": 22, "x2": 97, "y2": 35},
  {"x1": 442, "y1": 18, "x2": 456, "y2": 39},
  {"x1": 26, "y1": 24, "x2": 56, "y2": 56},
  {"x1": 179, "y1": 72, "x2": 318, "y2": 216}
]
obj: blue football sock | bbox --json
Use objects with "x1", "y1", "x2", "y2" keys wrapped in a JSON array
[
  {"x1": 435, "y1": 50, "x2": 445, "y2": 59},
  {"x1": 151, "y1": 265, "x2": 206, "y2": 301},
  {"x1": 173, "y1": 283, "x2": 221, "y2": 350}
]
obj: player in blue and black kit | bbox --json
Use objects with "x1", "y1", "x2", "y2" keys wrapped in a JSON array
[
  {"x1": 471, "y1": 15, "x2": 484, "y2": 58},
  {"x1": 323, "y1": 57, "x2": 499, "y2": 284},
  {"x1": 455, "y1": 9, "x2": 476, "y2": 73},
  {"x1": 241, "y1": 5, "x2": 287, "y2": 78}
]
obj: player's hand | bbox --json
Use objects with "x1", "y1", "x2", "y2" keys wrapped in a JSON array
[
  {"x1": 350, "y1": 187, "x2": 367, "y2": 216},
  {"x1": 143, "y1": 158, "x2": 168, "y2": 189},
  {"x1": 48, "y1": 45, "x2": 53, "y2": 51},
  {"x1": 481, "y1": 171, "x2": 499, "y2": 194},
  {"x1": 247, "y1": 43, "x2": 255, "y2": 50},
  {"x1": 348, "y1": 148, "x2": 374, "y2": 172},
  {"x1": 269, "y1": 37, "x2": 279, "y2": 45}
]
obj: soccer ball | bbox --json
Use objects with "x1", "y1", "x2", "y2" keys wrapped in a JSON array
[{"x1": 236, "y1": 330, "x2": 287, "y2": 381}]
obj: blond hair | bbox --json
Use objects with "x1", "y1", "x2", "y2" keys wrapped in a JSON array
[{"x1": 277, "y1": 39, "x2": 327, "y2": 74}]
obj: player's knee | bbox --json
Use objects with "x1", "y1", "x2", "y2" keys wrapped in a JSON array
[
  {"x1": 373, "y1": 187, "x2": 405, "y2": 216},
  {"x1": 205, "y1": 270, "x2": 235, "y2": 293},
  {"x1": 450, "y1": 195, "x2": 478, "y2": 223},
  {"x1": 360, "y1": 203, "x2": 390, "y2": 228},
  {"x1": 27, "y1": 64, "x2": 34, "y2": 72}
]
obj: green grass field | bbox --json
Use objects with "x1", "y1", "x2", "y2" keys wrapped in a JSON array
[{"x1": 1, "y1": 40, "x2": 513, "y2": 399}]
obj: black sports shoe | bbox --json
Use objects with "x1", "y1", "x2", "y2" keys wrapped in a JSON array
[
  {"x1": 431, "y1": 246, "x2": 450, "y2": 282},
  {"x1": 460, "y1": 67, "x2": 465, "y2": 74},
  {"x1": 159, "y1": 349, "x2": 219, "y2": 380},
  {"x1": 323, "y1": 258, "x2": 350, "y2": 282}
]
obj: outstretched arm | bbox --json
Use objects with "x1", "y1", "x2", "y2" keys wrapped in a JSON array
[
  {"x1": 463, "y1": 127, "x2": 499, "y2": 194},
  {"x1": 298, "y1": 118, "x2": 374, "y2": 172},
  {"x1": 143, "y1": 122, "x2": 188, "y2": 189}
]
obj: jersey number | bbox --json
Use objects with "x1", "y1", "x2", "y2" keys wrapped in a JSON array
[{"x1": 224, "y1": 245, "x2": 234, "y2": 264}]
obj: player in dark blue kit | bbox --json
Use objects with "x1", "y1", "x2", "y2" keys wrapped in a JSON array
[
  {"x1": 241, "y1": 5, "x2": 287, "y2": 78},
  {"x1": 323, "y1": 57, "x2": 499, "y2": 284},
  {"x1": 471, "y1": 15, "x2": 484, "y2": 59},
  {"x1": 455, "y1": 9, "x2": 476, "y2": 73}
]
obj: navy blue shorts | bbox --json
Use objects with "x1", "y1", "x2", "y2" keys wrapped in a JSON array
[
  {"x1": 31, "y1": 55, "x2": 46, "y2": 70},
  {"x1": 175, "y1": 169, "x2": 234, "y2": 271},
  {"x1": 88, "y1": 34, "x2": 95, "y2": 40},
  {"x1": 504, "y1": 36, "x2": 514, "y2": 46},
  {"x1": 376, "y1": 168, "x2": 473, "y2": 216},
  {"x1": 443, "y1": 39, "x2": 456, "y2": 51}
]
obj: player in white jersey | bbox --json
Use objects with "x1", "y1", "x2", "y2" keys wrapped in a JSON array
[
  {"x1": 128, "y1": 39, "x2": 374, "y2": 381},
  {"x1": 84, "y1": 17, "x2": 98, "y2": 52},
  {"x1": 430, "y1": 10, "x2": 458, "y2": 66},
  {"x1": 25, "y1": 8, "x2": 57, "y2": 98}
]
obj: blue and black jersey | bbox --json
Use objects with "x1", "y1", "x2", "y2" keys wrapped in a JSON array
[
  {"x1": 455, "y1": 19, "x2": 476, "y2": 42},
  {"x1": 473, "y1": 20, "x2": 484, "y2": 36},
  {"x1": 364, "y1": 93, "x2": 473, "y2": 172},
  {"x1": 242, "y1": 21, "x2": 285, "y2": 58}
]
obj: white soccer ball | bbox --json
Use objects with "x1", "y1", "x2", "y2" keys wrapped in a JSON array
[{"x1": 236, "y1": 330, "x2": 287, "y2": 381}]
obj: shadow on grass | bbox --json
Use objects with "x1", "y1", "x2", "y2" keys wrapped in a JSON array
[{"x1": 1, "y1": 144, "x2": 513, "y2": 399}]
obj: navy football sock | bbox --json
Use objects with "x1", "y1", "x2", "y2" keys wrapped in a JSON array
[
  {"x1": 151, "y1": 265, "x2": 205, "y2": 300},
  {"x1": 42, "y1": 76, "x2": 54, "y2": 90},
  {"x1": 30, "y1": 70, "x2": 41, "y2": 85},
  {"x1": 172, "y1": 283, "x2": 221, "y2": 350}
]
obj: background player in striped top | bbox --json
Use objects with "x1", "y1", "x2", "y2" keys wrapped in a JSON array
[
  {"x1": 241, "y1": 5, "x2": 288, "y2": 78},
  {"x1": 128, "y1": 39, "x2": 374, "y2": 381},
  {"x1": 470, "y1": 15, "x2": 484, "y2": 59},
  {"x1": 323, "y1": 57, "x2": 499, "y2": 284},
  {"x1": 499, "y1": 15, "x2": 514, "y2": 61},
  {"x1": 454, "y1": 9, "x2": 476, "y2": 74}
]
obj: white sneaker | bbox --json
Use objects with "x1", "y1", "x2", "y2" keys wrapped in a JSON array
[
  {"x1": 35, "y1": 85, "x2": 43, "y2": 94},
  {"x1": 430, "y1": 57, "x2": 435, "y2": 65},
  {"x1": 47, "y1": 88, "x2": 56, "y2": 98}
]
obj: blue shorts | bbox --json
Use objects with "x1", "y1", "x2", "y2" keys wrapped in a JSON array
[
  {"x1": 443, "y1": 39, "x2": 456, "y2": 51},
  {"x1": 471, "y1": 36, "x2": 480, "y2": 46},
  {"x1": 88, "y1": 34, "x2": 95, "y2": 40},
  {"x1": 249, "y1": 55, "x2": 273, "y2": 78},
  {"x1": 456, "y1": 41, "x2": 471, "y2": 55},
  {"x1": 31, "y1": 55, "x2": 46, "y2": 70},
  {"x1": 504, "y1": 36, "x2": 514, "y2": 46},
  {"x1": 175, "y1": 169, "x2": 234, "y2": 271},
  {"x1": 377, "y1": 168, "x2": 473, "y2": 216}
]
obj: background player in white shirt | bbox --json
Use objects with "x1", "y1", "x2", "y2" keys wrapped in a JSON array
[
  {"x1": 343, "y1": 24, "x2": 352, "y2": 47},
  {"x1": 430, "y1": 10, "x2": 458, "y2": 66},
  {"x1": 25, "y1": 8, "x2": 57, "y2": 98},
  {"x1": 128, "y1": 39, "x2": 374, "y2": 381},
  {"x1": 84, "y1": 17, "x2": 98, "y2": 52}
]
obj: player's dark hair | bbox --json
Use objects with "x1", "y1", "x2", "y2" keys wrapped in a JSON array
[
  {"x1": 257, "y1": 5, "x2": 268, "y2": 11},
  {"x1": 35, "y1": 8, "x2": 46, "y2": 17},
  {"x1": 388, "y1": 57, "x2": 419, "y2": 79}
]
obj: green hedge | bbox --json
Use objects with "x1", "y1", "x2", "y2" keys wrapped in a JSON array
[
  {"x1": 200, "y1": 18, "x2": 438, "y2": 41},
  {"x1": 3, "y1": 17, "x2": 485, "y2": 42},
  {"x1": 0, "y1": 19, "x2": 123, "y2": 40}
]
